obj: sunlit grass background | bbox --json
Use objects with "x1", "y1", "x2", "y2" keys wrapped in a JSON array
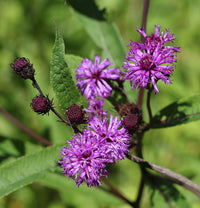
[{"x1": 0, "y1": 0, "x2": 200, "y2": 207}]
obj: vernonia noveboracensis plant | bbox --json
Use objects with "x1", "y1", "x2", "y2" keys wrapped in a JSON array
[{"x1": 1, "y1": 0, "x2": 200, "y2": 207}]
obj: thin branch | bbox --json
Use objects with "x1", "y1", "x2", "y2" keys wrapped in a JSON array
[
  {"x1": 134, "y1": 174, "x2": 145, "y2": 208},
  {"x1": 31, "y1": 78, "x2": 76, "y2": 132},
  {"x1": 146, "y1": 85, "x2": 153, "y2": 124},
  {"x1": 137, "y1": 0, "x2": 150, "y2": 108},
  {"x1": 134, "y1": 132, "x2": 145, "y2": 207},
  {"x1": 127, "y1": 153, "x2": 200, "y2": 196},
  {"x1": 100, "y1": 177, "x2": 135, "y2": 207},
  {"x1": 0, "y1": 105, "x2": 52, "y2": 146}
]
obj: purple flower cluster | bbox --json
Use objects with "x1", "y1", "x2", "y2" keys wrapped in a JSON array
[
  {"x1": 123, "y1": 25, "x2": 180, "y2": 93},
  {"x1": 59, "y1": 114, "x2": 130, "y2": 187}
]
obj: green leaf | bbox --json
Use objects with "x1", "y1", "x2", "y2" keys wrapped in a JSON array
[
  {"x1": 68, "y1": 0, "x2": 126, "y2": 68},
  {"x1": 0, "y1": 144, "x2": 62, "y2": 198},
  {"x1": 152, "y1": 95, "x2": 200, "y2": 128},
  {"x1": 50, "y1": 26, "x2": 80, "y2": 108},
  {"x1": 65, "y1": 54, "x2": 88, "y2": 107},
  {"x1": 147, "y1": 177, "x2": 191, "y2": 208},
  {"x1": 38, "y1": 172, "x2": 123, "y2": 208},
  {"x1": 65, "y1": 54, "x2": 83, "y2": 84}
]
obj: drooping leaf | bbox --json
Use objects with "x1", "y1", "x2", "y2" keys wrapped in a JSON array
[
  {"x1": 147, "y1": 177, "x2": 191, "y2": 208},
  {"x1": 38, "y1": 172, "x2": 123, "y2": 208},
  {"x1": 67, "y1": 0, "x2": 126, "y2": 68},
  {"x1": 0, "y1": 144, "x2": 62, "y2": 198},
  {"x1": 50, "y1": 26, "x2": 80, "y2": 108},
  {"x1": 152, "y1": 95, "x2": 200, "y2": 128}
]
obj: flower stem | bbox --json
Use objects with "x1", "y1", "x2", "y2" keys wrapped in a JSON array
[
  {"x1": 137, "y1": 0, "x2": 150, "y2": 108},
  {"x1": 31, "y1": 78, "x2": 70, "y2": 126},
  {"x1": 147, "y1": 85, "x2": 153, "y2": 124},
  {"x1": 100, "y1": 178, "x2": 135, "y2": 207}
]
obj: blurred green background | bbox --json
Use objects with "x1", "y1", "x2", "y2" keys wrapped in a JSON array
[{"x1": 0, "y1": 0, "x2": 200, "y2": 207}]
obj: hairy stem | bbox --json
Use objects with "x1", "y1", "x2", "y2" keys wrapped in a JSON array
[{"x1": 0, "y1": 105, "x2": 52, "y2": 146}]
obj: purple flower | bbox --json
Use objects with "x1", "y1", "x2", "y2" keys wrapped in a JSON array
[
  {"x1": 88, "y1": 114, "x2": 130, "y2": 162},
  {"x1": 123, "y1": 25, "x2": 180, "y2": 93},
  {"x1": 76, "y1": 56, "x2": 121, "y2": 99},
  {"x1": 59, "y1": 130, "x2": 108, "y2": 187},
  {"x1": 84, "y1": 98, "x2": 107, "y2": 120}
]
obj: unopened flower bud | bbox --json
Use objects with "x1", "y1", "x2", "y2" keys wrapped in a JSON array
[
  {"x1": 31, "y1": 96, "x2": 52, "y2": 115},
  {"x1": 123, "y1": 114, "x2": 138, "y2": 132},
  {"x1": 66, "y1": 104, "x2": 84, "y2": 124},
  {"x1": 10, "y1": 57, "x2": 35, "y2": 80}
]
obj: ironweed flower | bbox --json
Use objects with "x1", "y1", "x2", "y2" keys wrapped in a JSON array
[
  {"x1": 84, "y1": 98, "x2": 107, "y2": 121},
  {"x1": 59, "y1": 130, "x2": 108, "y2": 187},
  {"x1": 59, "y1": 114, "x2": 130, "y2": 187},
  {"x1": 76, "y1": 56, "x2": 121, "y2": 99},
  {"x1": 88, "y1": 114, "x2": 130, "y2": 162},
  {"x1": 123, "y1": 25, "x2": 180, "y2": 93}
]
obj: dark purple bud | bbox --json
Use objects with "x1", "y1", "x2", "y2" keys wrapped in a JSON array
[
  {"x1": 66, "y1": 104, "x2": 84, "y2": 124},
  {"x1": 123, "y1": 114, "x2": 138, "y2": 132},
  {"x1": 31, "y1": 96, "x2": 52, "y2": 115},
  {"x1": 10, "y1": 57, "x2": 35, "y2": 80}
]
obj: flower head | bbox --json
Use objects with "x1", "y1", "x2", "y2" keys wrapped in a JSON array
[
  {"x1": 10, "y1": 57, "x2": 35, "y2": 80},
  {"x1": 88, "y1": 114, "x2": 130, "y2": 162},
  {"x1": 84, "y1": 98, "x2": 107, "y2": 121},
  {"x1": 59, "y1": 130, "x2": 108, "y2": 187},
  {"x1": 123, "y1": 25, "x2": 180, "y2": 93},
  {"x1": 76, "y1": 56, "x2": 121, "y2": 99},
  {"x1": 66, "y1": 104, "x2": 84, "y2": 124},
  {"x1": 31, "y1": 95, "x2": 52, "y2": 115}
]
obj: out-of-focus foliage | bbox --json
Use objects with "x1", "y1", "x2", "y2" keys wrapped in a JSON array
[{"x1": 0, "y1": 0, "x2": 200, "y2": 207}]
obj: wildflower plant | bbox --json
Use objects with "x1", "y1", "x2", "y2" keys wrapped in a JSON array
[{"x1": 1, "y1": 0, "x2": 200, "y2": 207}]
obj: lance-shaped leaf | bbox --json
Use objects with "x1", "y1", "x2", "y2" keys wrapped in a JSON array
[
  {"x1": 0, "y1": 144, "x2": 62, "y2": 198},
  {"x1": 38, "y1": 172, "x2": 122, "y2": 207},
  {"x1": 152, "y1": 95, "x2": 200, "y2": 128},
  {"x1": 147, "y1": 177, "x2": 190, "y2": 208},
  {"x1": 50, "y1": 27, "x2": 80, "y2": 108},
  {"x1": 67, "y1": 0, "x2": 126, "y2": 68}
]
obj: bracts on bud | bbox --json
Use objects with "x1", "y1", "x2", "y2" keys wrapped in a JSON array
[
  {"x1": 66, "y1": 104, "x2": 84, "y2": 125},
  {"x1": 31, "y1": 95, "x2": 52, "y2": 115},
  {"x1": 10, "y1": 57, "x2": 35, "y2": 80}
]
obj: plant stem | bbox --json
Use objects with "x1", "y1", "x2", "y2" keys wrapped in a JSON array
[
  {"x1": 32, "y1": 78, "x2": 71, "y2": 127},
  {"x1": 0, "y1": 105, "x2": 52, "y2": 146},
  {"x1": 100, "y1": 177, "x2": 135, "y2": 207},
  {"x1": 127, "y1": 153, "x2": 200, "y2": 196},
  {"x1": 32, "y1": 77, "x2": 44, "y2": 97},
  {"x1": 134, "y1": 132, "x2": 145, "y2": 208},
  {"x1": 137, "y1": 0, "x2": 150, "y2": 108},
  {"x1": 147, "y1": 85, "x2": 153, "y2": 124}
]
